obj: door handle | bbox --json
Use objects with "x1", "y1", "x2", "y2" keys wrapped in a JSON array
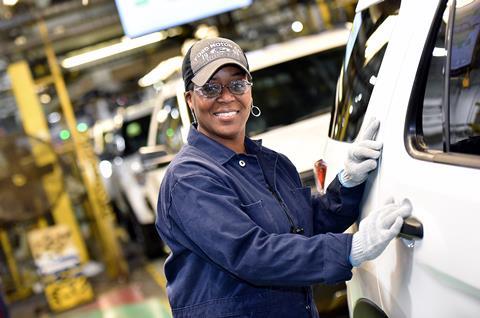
[{"x1": 398, "y1": 217, "x2": 423, "y2": 240}]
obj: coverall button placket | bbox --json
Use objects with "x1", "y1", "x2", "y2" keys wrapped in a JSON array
[{"x1": 238, "y1": 159, "x2": 246, "y2": 167}]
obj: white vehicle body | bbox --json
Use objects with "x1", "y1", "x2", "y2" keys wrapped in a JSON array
[
  {"x1": 91, "y1": 100, "x2": 165, "y2": 257},
  {"x1": 321, "y1": 0, "x2": 480, "y2": 317},
  {"x1": 144, "y1": 79, "x2": 188, "y2": 210},
  {"x1": 114, "y1": 101, "x2": 156, "y2": 225},
  {"x1": 254, "y1": 114, "x2": 331, "y2": 175},
  {"x1": 244, "y1": 28, "x2": 348, "y2": 178}
]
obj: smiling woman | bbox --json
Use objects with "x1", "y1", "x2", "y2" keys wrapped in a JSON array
[
  {"x1": 154, "y1": 36, "x2": 409, "y2": 318},
  {"x1": 182, "y1": 37, "x2": 254, "y2": 153},
  {"x1": 185, "y1": 66, "x2": 253, "y2": 153}
]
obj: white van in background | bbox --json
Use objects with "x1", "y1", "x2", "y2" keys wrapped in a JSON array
[
  {"x1": 245, "y1": 28, "x2": 349, "y2": 183},
  {"x1": 141, "y1": 79, "x2": 189, "y2": 211},
  {"x1": 91, "y1": 100, "x2": 165, "y2": 258},
  {"x1": 320, "y1": 0, "x2": 480, "y2": 317}
]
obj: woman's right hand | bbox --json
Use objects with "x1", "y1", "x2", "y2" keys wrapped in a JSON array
[{"x1": 349, "y1": 198, "x2": 412, "y2": 267}]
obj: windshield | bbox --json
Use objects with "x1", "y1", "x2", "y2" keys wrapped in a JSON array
[
  {"x1": 155, "y1": 96, "x2": 184, "y2": 154},
  {"x1": 246, "y1": 46, "x2": 344, "y2": 136},
  {"x1": 329, "y1": 0, "x2": 400, "y2": 142},
  {"x1": 121, "y1": 114, "x2": 151, "y2": 156}
]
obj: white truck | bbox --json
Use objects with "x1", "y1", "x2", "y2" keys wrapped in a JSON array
[
  {"x1": 92, "y1": 100, "x2": 165, "y2": 258},
  {"x1": 320, "y1": 0, "x2": 480, "y2": 317}
]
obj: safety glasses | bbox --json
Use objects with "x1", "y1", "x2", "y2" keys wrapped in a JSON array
[{"x1": 194, "y1": 79, "x2": 253, "y2": 99}]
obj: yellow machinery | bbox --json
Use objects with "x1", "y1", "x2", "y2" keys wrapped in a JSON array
[
  {"x1": 37, "y1": 20, "x2": 128, "y2": 279},
  {"x1": 0, "y1": 132, "x2": 73, "y2": 302},
  {"x1": 0, "y1": 20, "x2": 128, "y2": 311}
]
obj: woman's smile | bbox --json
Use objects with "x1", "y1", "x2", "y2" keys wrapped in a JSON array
[{"x1": 213, "y1": 109, "x2": 240, "y2": 119}]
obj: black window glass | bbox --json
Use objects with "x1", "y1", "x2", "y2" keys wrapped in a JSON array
[
  {"x1": 155, "y1": 96, "x2": 184, "y2": 153},
  {"x1": 246, "y1": 47, "x2": 344, "y2": 136},
  {"x1": 330, "y1": 0, "x2": 400, "y2": 142},
  {"x1": 120, "y1": 114, "x2": 150, "y2": 156},
  {"x1": 422, "y1": 0, "x2": 480, "y2": 156},
  {"x1": 422, "y1": 19, "x2": 446, "y2": 150},
  {"x1": 449, "y1": 1, "x2": 480, "y2": 155}
]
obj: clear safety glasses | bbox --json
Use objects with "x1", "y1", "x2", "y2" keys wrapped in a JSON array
[{"x1": 194, "y1": 79, "x2": 253, "y2": 99}]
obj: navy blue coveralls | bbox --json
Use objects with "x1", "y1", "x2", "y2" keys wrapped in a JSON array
[{"x1": 156, "y1": 126, "x2": 365, "y2": 317}]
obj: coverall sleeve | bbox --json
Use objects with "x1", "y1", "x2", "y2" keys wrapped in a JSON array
[
  {"x1": 167, "y1": 174, "x2": 353, "y2": 287},
  {"x1": 311, "y1": 176, "x2": 365, "y2": 235}
]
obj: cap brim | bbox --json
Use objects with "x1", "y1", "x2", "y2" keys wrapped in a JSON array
[{"x1": 191, "y1": 58, "x2": 251, "y2": 86}]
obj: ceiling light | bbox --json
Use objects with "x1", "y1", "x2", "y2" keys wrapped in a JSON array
[
  {"x1": 138, "y1": 56, "x2": 183, "y2": 87},
  {"x1": 14, "y1": 36, "x2": 27, "y2": 46},
  {"x1": 156, "y1": 109, "x2": 170, "y2": 123},
  {"x1": 61, "y1": 32, "x2": 167, "y2": 69},
  {"x1": 3, "y1": 0, "x2": 18, "y2": 6},
  {"x1": 48, "y1": 112, "x2": 61, "y2": 124},
  {"x1": 194, "y1": 24, "x2": 219, "y2": 39},
  {"x1": 99, "y1": 160, "x2": 112, "y2": 179},
  {"x1": 291, "y1": 21, "x2": 304, "y2": 33},
  {"x1": 40, "y1": 93, "x2": 51, "y2": 104}
]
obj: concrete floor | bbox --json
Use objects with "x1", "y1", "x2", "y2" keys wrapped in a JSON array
[
  {"x1": 7, "y1": 256, "x2": 349, "y2": 318},
  {"x1": 9, "y1": 258, "x2": 171, "y2": 318}
]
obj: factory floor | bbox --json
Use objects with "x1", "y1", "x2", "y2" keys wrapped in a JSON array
[
  {"x1": 8, "y1": 257, "x2": 171, "y2": 318},
  {"x1": 7, "y1": 254, "x2": 349, "y2": 318}
]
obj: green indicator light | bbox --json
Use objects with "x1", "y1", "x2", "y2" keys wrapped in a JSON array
[
  {"x1": 126, "y1": 122, "x2": 141, "y2": 137},
  {"x1": 60, "y1": 130, "x2": 71, "y2": 140},
  {"x1": 77, "y1": 122, "x2": 88, "y2": 132},
  {"x1": 166, "y1": 128, "x2": 174, "y2": 137}
]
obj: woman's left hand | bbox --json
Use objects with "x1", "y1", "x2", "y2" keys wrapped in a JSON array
[{"x1": 339, "y1": 118, "x2": 383, "y2": 187}]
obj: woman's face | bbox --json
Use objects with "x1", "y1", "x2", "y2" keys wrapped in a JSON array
[{"x1": 186, "y1": 65, "x2": 253, "y2": 146}]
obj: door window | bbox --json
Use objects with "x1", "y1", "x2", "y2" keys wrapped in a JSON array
[
  {"x1": 447, "y1": 0, "x2": 480, "y2": 155},
  {"x1": 247, "y1": 46, "x2": 344, "y2": 136},
  {"x1": 121, "y1": 114, "x2": 151, "y2": 156},
  {"x1": 329, "y1": 0, "x2": 401, "y2": 142},
  {"x1": 407, "y1": 0, "x2": 480, "y2": 166}
]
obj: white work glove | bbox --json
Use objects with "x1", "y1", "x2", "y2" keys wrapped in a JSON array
[
  {"x1": 339, "y1": 118, "x2": 383, "y2": 187},
  {"x1": 349, "y1": 198, "x2": 412, "y2": 267}
]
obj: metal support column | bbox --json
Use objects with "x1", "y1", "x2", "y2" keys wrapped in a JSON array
[
  {"x1": 6, "y1": 61, "x2": 89, "y2": 264},
  {"x1": 317, "y1": 0, "x2": 332, "y2": 29},
  {"x1": 0, "y1": 230, "x2": 31, "y2": 301},
  {"x1": 37, "y1": 20, "x2": 128, "y2": 278}
]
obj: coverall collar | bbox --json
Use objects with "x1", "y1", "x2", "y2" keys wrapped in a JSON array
[{"x1": 187, "y1": 125, "x2": 264, "y2": 165}]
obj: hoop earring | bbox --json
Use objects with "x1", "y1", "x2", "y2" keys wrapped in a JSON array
[
  {"x1": 251, "y1": 105, "x2": 261, "y2": 117},
  {"x1": 190, "y1": 109, "x2": 198, "y2": 125}
]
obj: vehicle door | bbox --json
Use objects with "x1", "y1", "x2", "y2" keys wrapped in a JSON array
[
  {"x1": 319, "y1": 0, "x2": 406, "y2": 313},
  {"x1": 322, "y1": 0, "x2": 403, "y2": 188},
  {"x1": 370, "y1": 0, "x2": 480, "y2": 317}
]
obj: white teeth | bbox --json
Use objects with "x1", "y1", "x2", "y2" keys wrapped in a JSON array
[{"x1": 215, "y1": 111, "x2": 237, "y2": 118}]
